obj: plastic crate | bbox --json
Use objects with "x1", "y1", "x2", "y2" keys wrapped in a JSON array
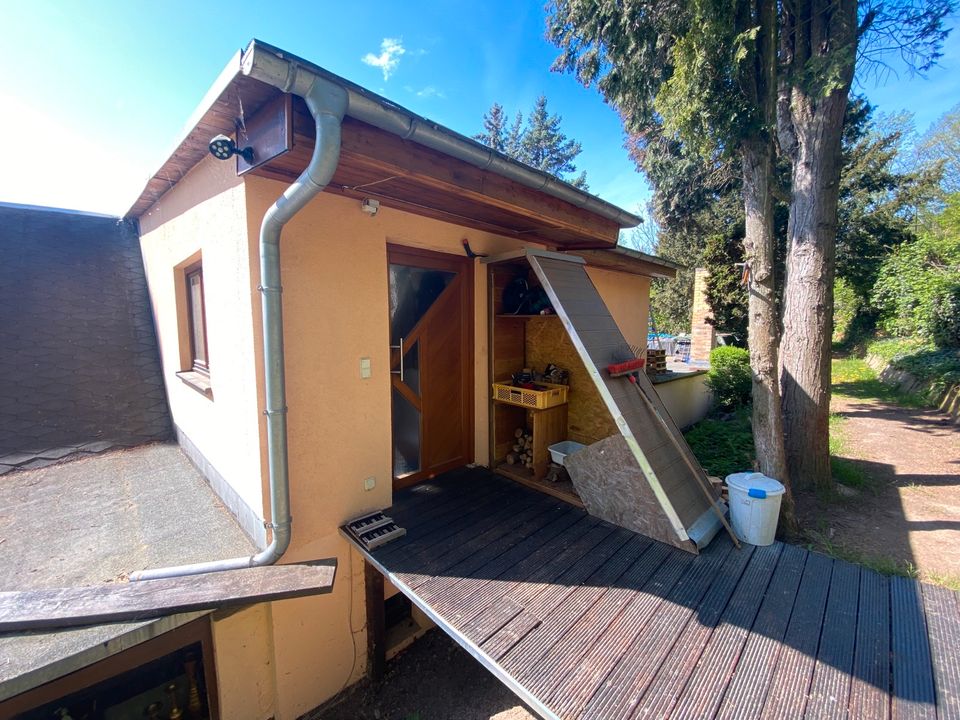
[{"x1": 492, "y1": 381, "x2": 569, "y2": 409}]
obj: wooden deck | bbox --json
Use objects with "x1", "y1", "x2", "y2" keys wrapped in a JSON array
[{"x1": 344, "y1": 468, "x2": 960, "y2": 720}]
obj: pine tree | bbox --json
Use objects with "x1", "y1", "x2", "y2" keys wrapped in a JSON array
[
  {"x1": 475, "y1": 97, "x2": 588, "y2": 189},
  {"x1": 474, "y1": 103, "x2": 508, "y2": 152}
]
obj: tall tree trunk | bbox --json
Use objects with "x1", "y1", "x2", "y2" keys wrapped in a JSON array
[
  {"x1": 778, "y1": 0, "x2": 857, "y2": 492},
  {"x1": 739, "y1": 0, "x2": 797, "y2": 534},
  {"x1": 741, "y1": 140, "x2": 794, "y2": 516}
]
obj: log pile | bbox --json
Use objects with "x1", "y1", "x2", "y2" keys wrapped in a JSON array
[{"x1": 505, "y1": 428, "x2": 534, "y2": 470}]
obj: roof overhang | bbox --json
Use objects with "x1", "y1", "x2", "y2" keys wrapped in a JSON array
[
  {"x1": 126, "y1": 40, "x2": 642, "y2": 248},
  {"x1": 568, "y1": 246, "x2": 681, "y2": 279}
]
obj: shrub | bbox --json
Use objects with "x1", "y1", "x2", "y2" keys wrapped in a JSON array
[
  {"x1": 833, "y1": 276, "x2": 860, "y2": 344},
  {"x1": 707, "y1": 346, "x2": 752, "y2": 410},
  {"x1": 872, "y1": 197, "x2": 960, "y2": 348}
]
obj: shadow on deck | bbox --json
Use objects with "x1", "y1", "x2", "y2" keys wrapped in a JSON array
[{"x1": 342, "y1": 467, "x2": 960, "y2": 720}]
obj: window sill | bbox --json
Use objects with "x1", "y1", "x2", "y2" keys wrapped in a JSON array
[{"x1": 177, "y1": 370, "x2": 213, "y2": 399}]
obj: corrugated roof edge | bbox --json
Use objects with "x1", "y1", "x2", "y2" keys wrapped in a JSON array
[{"x1": 244, "y1": 39, "x2": 641, "y2": 229}]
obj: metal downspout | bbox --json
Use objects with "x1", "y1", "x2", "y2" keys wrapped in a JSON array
[{"x1": 131, "y1": 66, "x2": 348, "y2": 582}]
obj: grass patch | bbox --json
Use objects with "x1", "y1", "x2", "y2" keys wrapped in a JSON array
[
  {"x1": 808, "y1": 531, "x2": 919, "y2": 579},
  {"x1": 683, "y1": 408, "x2": 755, "y2": 479},
  {"x1": 925, "y1": 571, "x2": 960, "y2": 591},
  {"x1": 827, "y1": 412, "x2": 873, "y2": 492},
  {"x1": 831, "y1": 357, "x2": 926, "y2": 407},
  {"x1": 684, "y1": 407, "x2": 871, "y2": 488}
]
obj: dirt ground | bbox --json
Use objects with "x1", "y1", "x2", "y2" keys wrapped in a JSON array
[
  {"x1": 308, "y1": 630, "x2": 536, "y2": 720},
  {"x1": 797, "y1": 394, "x2": 960, "y2": 580}
]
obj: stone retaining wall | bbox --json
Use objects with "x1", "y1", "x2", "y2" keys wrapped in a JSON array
[{"x1": 865, "y1": 353, "x2": 960, "y2": 424}]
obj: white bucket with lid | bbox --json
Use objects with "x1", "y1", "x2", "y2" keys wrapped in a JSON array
[{"x1": 725, "y1": 472, "x2": 785, "y2": 546}]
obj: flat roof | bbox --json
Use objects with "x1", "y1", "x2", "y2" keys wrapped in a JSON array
[{"x1": 0, "y1": 443, "x2": 255, "y2": 701}]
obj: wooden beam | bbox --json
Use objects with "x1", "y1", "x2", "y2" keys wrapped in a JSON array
[
  {"x1": 0, "y1": 561, "x2": 337, "y2": 633},
  {"x1": 364, "y1": 561, "x2": 386, "y2": 681},
  {"x1": 337, "y1": 119, "x2": 620, "y2": 243}
]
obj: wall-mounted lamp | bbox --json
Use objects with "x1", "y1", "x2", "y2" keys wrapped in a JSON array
[
  {"x1": 361, "y1": 198, "x2": 380, "y2": 217},
  {"x1": 208, "y1": 134, "x2": 255, "y2": 163}
]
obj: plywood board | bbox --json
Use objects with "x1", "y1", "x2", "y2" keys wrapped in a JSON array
[
  {"x1": 527, "y1": 253, "x2": 723, "y2": 539},
  {"x1": 525, "y1": 316, "x2": 618, "y2": 445}
]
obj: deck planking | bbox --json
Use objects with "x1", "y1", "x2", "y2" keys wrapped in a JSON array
[{"x1": 344, "y1": 469, "x2": 956, "y2": 720}]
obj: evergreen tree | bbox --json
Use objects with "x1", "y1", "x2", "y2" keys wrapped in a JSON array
[
  {"x1": 475, "y1": 96, "x2": 588, "y2": 189},
  {"x1": 548, "y1": 0, "x2": 951, "y2": 497},
  {"x1": 474, "y1": 103, "x2": 508, "y2": 152}
]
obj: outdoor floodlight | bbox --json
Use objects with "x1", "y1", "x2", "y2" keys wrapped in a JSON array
[{"x1": 208, "y1": 134, "x2": 254, "y2": 163}]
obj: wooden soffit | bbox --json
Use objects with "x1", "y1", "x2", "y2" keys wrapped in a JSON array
[
  {"x1": 131, "y1": 69, "x2": 627, "y2": 248},
  {"x1": 247, "y1": 98, "x2": 622, "y2": 248}
]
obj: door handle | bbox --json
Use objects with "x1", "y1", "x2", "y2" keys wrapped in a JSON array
[{"x1": 390, "y1": 337, "x2": 404, "y2": 382}]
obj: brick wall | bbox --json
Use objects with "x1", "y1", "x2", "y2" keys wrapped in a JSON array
[
  {"x1": 690, "y1": 267, "x2": 716, "y2": 363},
  {"x1": 0, "y1": 204, "x2": 171, "y2": 471}
]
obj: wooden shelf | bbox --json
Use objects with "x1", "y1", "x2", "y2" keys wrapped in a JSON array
[{"x1": 494, "y1": 462, "x2": 583, "y2": 507}]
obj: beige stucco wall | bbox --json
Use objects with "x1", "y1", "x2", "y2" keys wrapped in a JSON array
[
  {"x1": 242, "y1": 179, "x2": 547, "y2": 718},
  {"x1": 653, "y1": 372, "x2": 713, "y2": 429},
  {"x1": 138, "y1": 156, "x2": 266, "y2": 525},
  {"x1": 586, "y1": 266, "x2": 650, "y2": 353},
  {"x1": 139, "y1": 160, "x2": 657, "y2": 718}
]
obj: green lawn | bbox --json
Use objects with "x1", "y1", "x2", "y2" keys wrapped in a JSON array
[
  {"x1": 683, "y1": 359, "x2": 899, "y2": 489},
  {"x1": 831, "y1": 356, "x2": 927, "y2": 407}
]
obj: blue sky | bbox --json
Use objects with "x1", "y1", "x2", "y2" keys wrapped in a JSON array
[{"x1": 0, "y1": 1, "x2": 957, "y2": 217}]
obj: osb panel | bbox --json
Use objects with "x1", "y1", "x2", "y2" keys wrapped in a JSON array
[
  {"x1": 525, "y1": 317, "x2": 618, "y2": 445},
  {"x1": 565, "y1": 435, "x2": 696, "y2": 554}
]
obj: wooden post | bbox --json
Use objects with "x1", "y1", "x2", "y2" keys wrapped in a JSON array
[{"x1": 364, "y1": 561, "x2": 386, "y2": 680}]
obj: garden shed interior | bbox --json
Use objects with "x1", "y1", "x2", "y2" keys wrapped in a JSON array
[{"x1": 484, "y1": 248, "x2": 730, "y2": 553}]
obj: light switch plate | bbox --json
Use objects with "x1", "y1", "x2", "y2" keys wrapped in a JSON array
[
  {"x1": 360, "y1": 357, "x2": 372, "y2": 379},
  {"x1": 364, "y1": 476, "x2": 376, "y2": 491}
]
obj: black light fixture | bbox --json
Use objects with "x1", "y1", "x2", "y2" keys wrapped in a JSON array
[{"x1": 208, "y1": 134, "x2": 255, "y2": 163}]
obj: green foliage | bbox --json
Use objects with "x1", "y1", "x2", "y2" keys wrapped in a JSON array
[
  {"x1": 706, "y1": 346, "x2": 752, "y2": 410},
  {"x1": 918, "y1": 103, "x2": 960, "y2": 194},
  {"x1": 476, "y1": 96, "x2": 587, "y2": 189},
  {"x1": 872, "y1": 199, "x2": 960, "y2": 347},
  {"x1": 837, "y1": 98, "x2": 943, "y2": 306},
  {"x1": 683, "y1": 408, "x2": 755, "y2": 478},
  {"x1": 832, "y1": 277, "x2": 860, "y2": 345},
  {"x1": 866, "y1": 338, "x2": 960, "y2": 396},
  {"x1": 703, "y1": 226, "x2": 747, "y2": 341}
]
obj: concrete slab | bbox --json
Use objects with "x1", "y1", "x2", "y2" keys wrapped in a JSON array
[{"x1": 0, "y1": 442, "x2": 255, "y2": 701}]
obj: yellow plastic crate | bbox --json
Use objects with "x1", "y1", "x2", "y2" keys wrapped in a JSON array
[{"x1": 492, "y1": 381, "x2": 568, "y2": 409}]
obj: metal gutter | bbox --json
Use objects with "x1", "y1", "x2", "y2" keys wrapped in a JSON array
[
  {"x1": 131, "y1": 56, "x2": 349, "y2": 581},
  {"x1": 241, "y1": 39, "x2": 641, "y2": 230}
]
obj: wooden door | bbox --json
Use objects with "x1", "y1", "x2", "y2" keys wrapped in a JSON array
[{"x1": 388, "y1": 247, "x2": 473, "y2": 488}]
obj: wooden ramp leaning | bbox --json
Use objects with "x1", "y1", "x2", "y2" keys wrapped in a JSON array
[{"x1": 488, "y1": 249, "x2": 730, "y2": 552}]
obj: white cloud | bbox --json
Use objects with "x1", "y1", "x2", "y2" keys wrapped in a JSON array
[
  {"x1": 415, "y1": 86, "x2": 445, "y2": 99},
  {"x1": 362, "y1": 38, "x2": 406, "y2": 81}
]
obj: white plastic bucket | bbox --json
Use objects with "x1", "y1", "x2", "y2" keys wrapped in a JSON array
[{"x1": 725, "y1": 472, "x2": 785, "y2": 545}]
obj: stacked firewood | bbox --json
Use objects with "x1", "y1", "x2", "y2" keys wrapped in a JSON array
[{"x1": 505, "y1": 428, "x2": 534, "y2": 469}]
